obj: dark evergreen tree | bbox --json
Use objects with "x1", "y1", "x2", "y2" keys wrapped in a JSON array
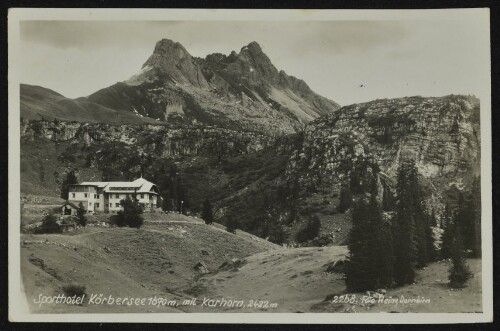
[
  {"x1": 382, "y1": 183, "x2": 396, "y2": 211},
  {"x1": 76, "y1": 202, "x2": 87, "y2": 227},
  {"x1": 454, "y1": 192, "x2": 473, "y2": 252},
  {"x1": 60, "y1": 170, "x2": 78, "y2": 200},
  {"x1": 448, "y1": 229, "x2": 472, "y2": 288},
  {"x1": 393, "y1": 161, "x2": 418, "y2": 286},
  {"x1": 470, "y1": 177, "x2": 482, "y2": 257},
  {"x1": 296, "y1": 214, "x2": 321, "y2": 243},
  {"x1": 162, "y1": 191, "x2": 173, "y2": 212},
  {"x1": 268, "y1": 222, "x2": 287, "y2": 245},
  {"x1": 345, "y1": 199, "x2": 374, "y2": 291},
  {"x1": 368, "y1": 191, "x2": 395, "y2": 288},
  {"x1": 425, "y1": 211, "x2": 437, "y2": 262},
  {"x1": 286, "y1": 178, "x2": 300, "y2": 224},
  {"x1": 346, "y1": 178, "x2": 395, "y2": 292},
  {"x1": 378, "y1": 219, "x2": 395, "y2": 288},
  {"x1": 337, "y1": 182, "x2": 352, "y2": 213},
  {"x1": 176, "y1": 176, "x2": 190, "y2": 214},
  {"x1": 440, "y1": 203, "x2": 455, "y2": 259},
  {"x1": 202, "y1": 199, "x2": 214, "y2": 225}
]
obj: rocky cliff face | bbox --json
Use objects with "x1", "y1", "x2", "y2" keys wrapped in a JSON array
[
  {"x1": 287, "y1": 95, "x2": 480, "y2": 195},
  {"x1": 21, "y1": 120, "x2": 272, "y2": 158},
  {"x1": 87, "y1": 39, "x2": 340, "y2": 134}
]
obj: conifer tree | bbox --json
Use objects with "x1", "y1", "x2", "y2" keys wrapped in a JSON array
[
  {"x1": 378, "y1": 219, "x2": 395, "y2": 288},
  {"x1": 448, "y1": 229, "x2": 472, "y2": 288},
  {"x1": 382, "y1": 183, "x2": 396, "y2": 211},
  {"x1": 367, "y1": 193, "x2": 394, "y2": 288},
  {"x1": 440, "y1": 203, "x2": 454, "y2": 259},
  {"x1": 370, "y1": 176, "x2": 394, "y2": 288},
  {"x1": 296, "y1": 214, "x2": 321, "y2": 243},
  {"x1": 162, "y1": 191, "x2": 173, "y2": 212},
  {"x1": 61, "y1": 170, "x2": 78, "y2": 200},
  {"x1": 337, "y1": 182, "x2": 352, "y2": 213},
  {"x1": 268, "y1": 222, "x2": 287, "y2": 245},
  {"x1": 425, "y1": 211, "x2": 437, "y2": 262},
  {"x1": 201, "y1": 199, "x2": 214, "y2": 225},
  {"x1": 345, "y1": 199, "x2": 373, "y2": 291},
  {"x1": 454, "y1": 193, "x2": 472, "y2": 252},
  {"x1": 393, "y1": 161, "x2": 417, "y2": 285},
  {"x1": 470, "y1": 177, "x2": 482, "y2": 257},
  {"x1": 346, "y1": 175, "x2": 395, "y2": 291},
  {"x1": 76, "y1": 202, "x2": 87, "y2": 227}
]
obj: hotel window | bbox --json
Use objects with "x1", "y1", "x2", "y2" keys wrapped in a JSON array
[
  {"x1": 115, "y1": 203, "x2": 120, "y2": 207},
  {"x1": 96, "y1": 194, "x2": 100, "y2": 199},
  {"x1": 140, "y1": 194, "x2": 144, "y2": 199},
  {"x1": 94, "y1": 194, "x2": 97, "y2": 199},
  {"x1": 115, "y1": 194, "x2": 119, "y2": 199},
  {"x1": 71, "y1": 193, "x2": 75, "y2": 198},
  {"x1": 95, "y1": 203, "x2": 99, "y2": 208},
  {"x1": 84, "y1": 193, "x2": 88, "y2": 198}
]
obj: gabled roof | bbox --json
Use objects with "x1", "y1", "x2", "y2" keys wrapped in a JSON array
[
  {"x1": 79, "y1": 181, "x2": 109, "y2": 188},
  {"x1": 74, "y1": 178, "x2": 159, "y2": 194},
  {"x1": 62, "y1": 201, "x2": 80, "y2": 209}
]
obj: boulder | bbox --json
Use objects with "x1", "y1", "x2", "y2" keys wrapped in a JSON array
[{"x1": 194, "y1": 261, "x2": 210, "y2": 274}]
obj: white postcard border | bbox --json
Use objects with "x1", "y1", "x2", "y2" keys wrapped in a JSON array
[{"x1": 8, "y1": 8, "x2": 493, "y2": 323}]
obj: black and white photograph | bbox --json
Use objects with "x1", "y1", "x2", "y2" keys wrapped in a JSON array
[{"x1": 8, "y1": 8, "x2": 492, "y2": 323}]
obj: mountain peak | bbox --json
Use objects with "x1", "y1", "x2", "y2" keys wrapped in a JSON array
[
  {"x1": 141, "y1": 38, "x2": 209, "y2": 88},
  {"x1": 245, "y1": 41, "x2": 262, "y2": 52},
  {"x1": 143, "y1": 39, "x2": 191, "y2": 70}
]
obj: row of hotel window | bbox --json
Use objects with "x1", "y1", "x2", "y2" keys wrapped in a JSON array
[
  {"x1": 85, "y1": 202, "x2": 152, "y2": 208},
  {"x1": 71, "y1": 193, "x2": 151, "y2": 199}
]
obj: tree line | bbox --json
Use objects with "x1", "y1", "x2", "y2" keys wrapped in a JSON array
[{"x1": 345, "y1": 160, "x2": 480, "y2": 291}]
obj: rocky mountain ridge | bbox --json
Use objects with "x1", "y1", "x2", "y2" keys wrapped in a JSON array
[
  {"x1": 21, "y1": 119, "x2": 273, "y2": 158},
  {"x1": 86, "y1": 39, "x2": 340, "y2": 134},
  {"x1": 284, "y1": 94, "x2": 480, "y2": 212}
]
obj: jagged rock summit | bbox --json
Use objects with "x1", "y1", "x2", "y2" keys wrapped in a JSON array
[
  {"x1": 85, "y1": 39, "x2": 340, "y2": 134},
  {"x1": 142, "y1": 39, "x2": 210, "y2": 88}
]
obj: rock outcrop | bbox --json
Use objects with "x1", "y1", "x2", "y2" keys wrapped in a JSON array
[
  {"x1": 286, "y1": 95, "x2": 480, "y2": 195},
  {"x1": 21, "y1": 119, "x2": 272, "y2": 158}
]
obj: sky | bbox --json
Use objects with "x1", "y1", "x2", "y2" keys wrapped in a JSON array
[{"x1": 18, "y1": 19, "x2": 487, "y2": 106}]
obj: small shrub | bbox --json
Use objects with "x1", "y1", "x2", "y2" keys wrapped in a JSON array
[
  {"x1": 34, "y1": 214, "x2": 62, "y2": 234},
  {"x1": 62, "y1": 283, "x2": 86, "y2": 297},
  {"x1": 113, "y1": 196, "x2": 144, "y2": 228},
  {"x1": 226, "y1": 218, "x2": 238, "y2": 234},
  {"x1": 296, "y1": 214, "x2": 322, "y2": 243}
]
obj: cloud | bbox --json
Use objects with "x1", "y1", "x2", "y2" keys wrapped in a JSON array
[{"x1": 20, "y1": 20, "x2": 409, "y2": 55}]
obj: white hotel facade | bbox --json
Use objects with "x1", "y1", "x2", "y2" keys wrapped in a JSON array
[{"x1": 67, "y1": 177, "x2": 160, "y2": 213}]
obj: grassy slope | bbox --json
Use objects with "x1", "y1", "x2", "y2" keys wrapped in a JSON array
[
  {"x1": 185, "y1": 246, "x2": 348, "y2": 313},
  {"x1": 21, "y1": 214, "x2": 280, "y2": 313},
  {"x1": 21, "y1": 84, "x2": 161, "y2": 125},
  {"x1": 186, "y1": 247, "x2": 481, "y2": 313},
  {"x1": 311, "y1": 259, "x2": 482, "y2": 313},
  {"x1": 20, "y1": 212, "x2": 482, "y2": 314}
]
